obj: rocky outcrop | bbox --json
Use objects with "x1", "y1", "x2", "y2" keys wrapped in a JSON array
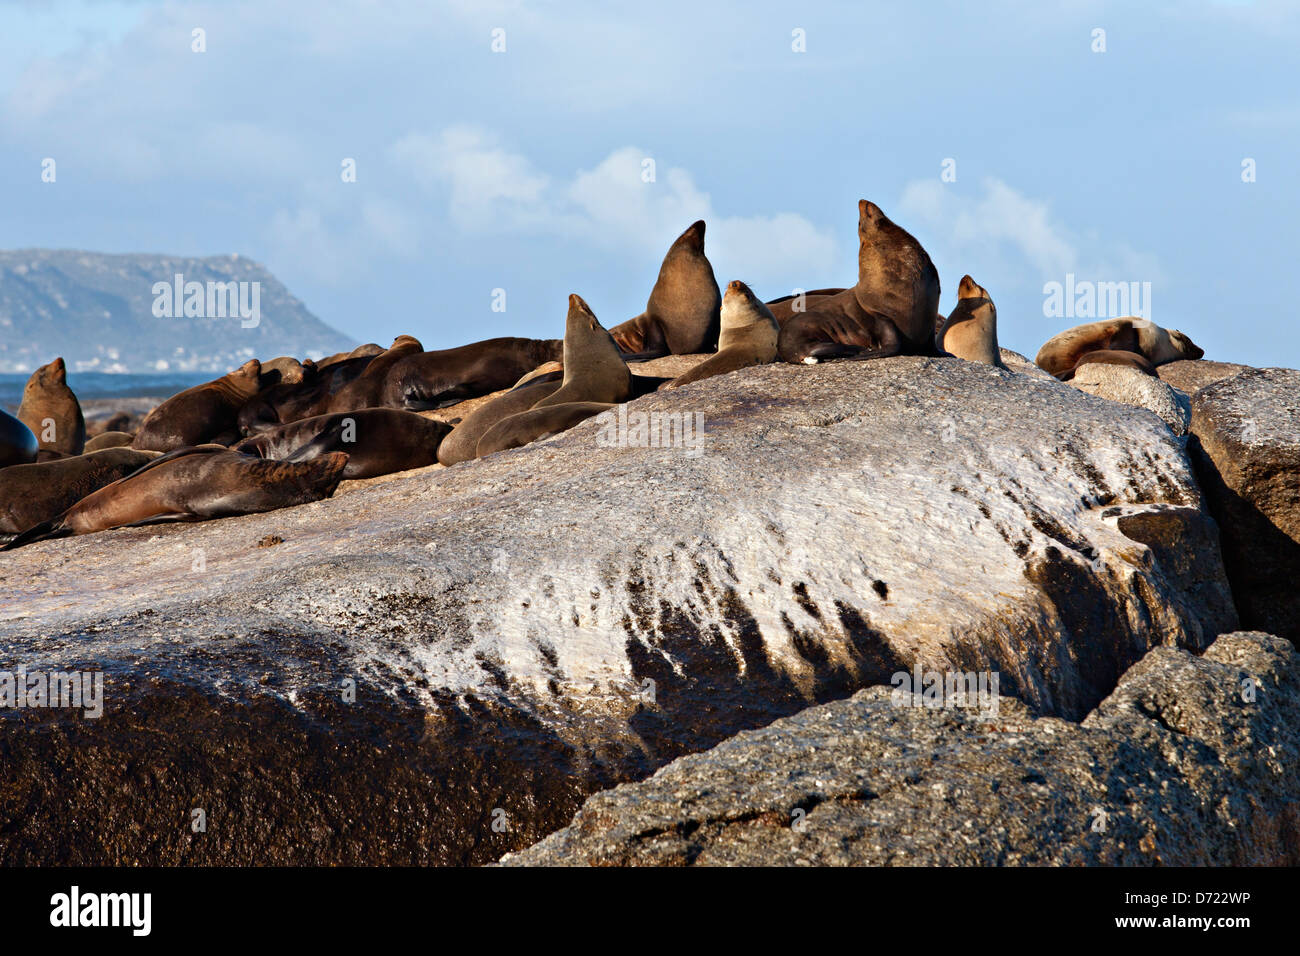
[
  {"x1": 1068, "y1": 364, "x2": 1191, "y2": 436},
  {"x1": 1189, "y1": 368, "x2": 1300, "y2": 644},
  {"x1": 503, "y1": 632, "x2": 1299, "y2": 866},
  {"x1": 1157, "y1": 359, "x2": 1250, "y2": 396},
  {"x1": 0, "y1": 356, "x2": 1236, "y2": 864}
]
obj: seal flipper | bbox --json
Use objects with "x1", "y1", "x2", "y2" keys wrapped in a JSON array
[{"x1": 1, "y1": 516, "x2": 71, "y2": 551}]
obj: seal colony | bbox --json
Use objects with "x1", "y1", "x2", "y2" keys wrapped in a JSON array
[{"x1": 0, "y1": 198, "x2": 1210, "y2": 549}]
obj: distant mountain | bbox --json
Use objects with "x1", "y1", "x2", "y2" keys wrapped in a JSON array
[{"x1": 0, "y1": 250, "x2": 355, "y2": 373}]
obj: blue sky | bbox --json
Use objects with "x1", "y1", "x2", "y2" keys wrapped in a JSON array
[{"x1": 1, "y1": 0, "x2": 1296, "y2": 367}]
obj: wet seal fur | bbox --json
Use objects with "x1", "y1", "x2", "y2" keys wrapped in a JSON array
[
  {"x1": 778, "y1": 200, "x2": 941, "y2": 364},
  {"x1": 937, "y1": 275, "x2": 1005, "y2": 368},
  {"x1": 476, "y1": 402, "x2": 614, "y2": 458},
  {"x1": 609, "y1": 220, "x2": 721, "y2": 359},
  {"x1": 764, "y1": 288, "x2": 847, "y2": 326},
  {"x1": 133, "y1": 359, "x2": 262, "y2": 451},
  {"x1": 0, "y1": 409, "x2": 40, "y2": 469},
  {"x1": 235, "y1": 408, "x2": 451, "y2": 479},
  {"x1": 17, "y1": 357, "x2": 85, "y2": 456},
  {"x1": 381, "y1": 337, "x2": 563, "y2": 411},
  {"x1": 667, "y1": 280, "x2": 779, "y2": 388},
  {"x1": 0, "y1": 447, "x2": 161, "y2": 533},
  {"x1": 84, "y1": 431, "x2": 136, "y2": 451},
  {"x1": 1035, "y1": 319, "x2": 1203, "y2": 380},
  {"x1": 3, "y1": 446, "x2": 348, "y2": 548}
]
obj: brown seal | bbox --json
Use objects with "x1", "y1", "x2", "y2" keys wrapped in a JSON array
[
  {"x1": 667, "y1": 280, "x2": 779, "y2": 388},
  {"x1": 84, "y1": 431, "x2": 136, "y2": 451},
  {"x1": 318, "y1": 335, "x2": 424, "y2": 414},
  {"x1": 317, "y1": 343, "x2": 383, "y2": 369},
  {"x1": 3, "y1": 446, "x2": 348, "y2": 548},
  {"x1": 17, "y1": 357, "x2": 85, "y2": 456},
  {"x1": 764, "y1": 288, "x2": 847, "y2": 325},
  {"x1": 436, "y1": 375, "x2": 562, "y2": 466},
  {"x1": 609, "y1": 220, "x2": 721, "y2": 358},
  {"x1": 1034, "y1": 319, "x2": 1204, "y2": 379},
  {"x1": 1061, "y1": 349, "x2": 1157, "y2": 381},
  {"x1": 476, "y1": 402, "x2": 614, "y2": 458},
  {"x1": 937, "y1": 275, "x2": 1006, "y2": 368},
  {"x1": 234, "y1": 408, "x2": 451, "y2": 480},
  {"x1": 260, "y1": 356, "x2": 310, "y2": 387},
  {"x1": 0, "y1": 447, "x2": 160, "y2": 533},
  {"x1": 533, "y1": 295, "x2": 632, "y2": 408},
  {"x1": 132, "y1": 359, "x2": 262, "y2": 451},
  {"x1": 380, "y1": 337, "x2": 563, "y2": 410},
  {"x1": 0, "y1": 409, "x2": 39, "y2": 469},
  {"x1": 778, "y1": 200, "x2": 941, "y2": 364}
]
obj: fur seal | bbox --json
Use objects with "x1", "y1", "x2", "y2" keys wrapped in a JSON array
[
  {"x1": 17, "y1": 357, "x2": 85, "y2": 456},
  {"x1": 436, "y1": 374, "x2": 563, "y2": 466},
  {"x1": 234, "y1": 408, "x2": 451, "y2": 480},
  {"x1": 318, "y1": 335, "x2": 424, "y2": 414},
  {"x1": 765, "y1": 288, "x2": 847, "y2": 325},
  {"x1": 533, "y1": 295, "x2": 632, "y2": 408},
  {"x1": 260, "y1": 356, "x2": 310, "y2": 387},
  {"x1": 1061, "y1": 348, "x2": 1157, "y2": 381},
  {"x1": 380, "y1": 337, "x2": 563, "y2": 410},
  {"x1": 937, "y1": 275, "x2": 1005, "y2": 368},
  {"x1": 0, "y1": 409, "x2": 39, "y2": 469},
  {"x1": 317, "y1": 343, "x2": 383, "y2": 369},
  {"x1": 133, "y1": 359, "x2": 262, "y2": 451},
  {"x1": 0, "y1": 447, "x2": 161, "y2": 533},
  {"x1": 667, "y1": 281, "x2": 779, "y2": 388},
  {"x1": 1035, "y1": 319, "x2": 1204, "y2": 379},
  {"x1": 609, "y1": 220, "x2": 721, "y2": 359},
  {"x1": 84, "y1": 431, "x2": 136, "y2": 451},
  {"x1": 778, "y1": 200, "x2": 941, "y2": 364},
  {"x1": 476, "y1": 402, "x2": 614, "y2": 458},
  {"x1": 3, "y1": 446, "x2": 348, "y2": 548}
]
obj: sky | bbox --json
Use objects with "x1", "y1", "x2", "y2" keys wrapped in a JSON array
[{"x1": 1, "y1": 0, "x2": 1297, "y2": 367}]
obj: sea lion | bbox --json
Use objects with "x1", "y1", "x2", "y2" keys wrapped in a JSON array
[
  {"x1": 765, "y1": 288, "x2": 847, "y2": 325},
  {"x1": 0, "y1": 447, "x2": 161, "y2": 533},
  {"x1": 476, "y1": 402, "x2": 614, "y2": 458},
  {"x1": 260, "y1": 356, "x2": 310, "y2": 387},
  {"x1": 87, "y1": 411, "x2": 134, "y2": 437},
  {"x1": 608, "y1": 220, "x2": 722, "y2": 359},
  {"x1": 132, "y1": 359, "x2": 262, "y2": 452},
  {"x1": 17, "y1": 357, "x2": 85, "y2": 456},
  {"x1": 1061, "y1": 349, "x2": 1157, "y2": 381},
  {"x1": 317, "y1": 343, "x2": 383, "y2": 369},
  {"x1": 2, "y1": 446, "x2": 348, "y2": 548},
  {"x1": 237, "y1": 341, "x2": 399, "y2": 434},
  {"x1": 937, "y1": 275, "x2": 1006, "y2": 368},
  {"x1": 0, "y1": 410, "x2": 39, "y2": 469},
  {"x1": 234, "y1": 408, "x2": 451, "y2": 480},
  {"x1": 84, "y1": 431, "x2": 136, "y2": 451},
  {"x1": 667, "y1": 281, "x2": 779, "y2": 388},
  {"x1": 778, "y1": 200, "x2": 941, "y2": 364},
  {"x1": 380, "y1": 337, "x2": 564, "y2": 411},
  {"x1": 437, "y1": 375, "x2": 563, "y2": 465},
  {"x1": 318, "y1": 334, "x2": 424, "y2": 414},
  {"x1": 1034, "y1": 319, "x2": 1204, "y2": 379},
  {"x1": 533, "y1": 295, "x2": 632, "y2": 409}
]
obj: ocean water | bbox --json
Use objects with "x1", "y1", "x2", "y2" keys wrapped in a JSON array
[{"x1": 0, "y1": 371, "x2": 211, "y2": 410}]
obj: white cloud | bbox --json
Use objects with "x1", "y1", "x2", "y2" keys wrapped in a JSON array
[
  {"x1": 391, "y1": 128, "x2": 837, "y2": 280},
  {"x1": 898, "y1": 176, "x2": 1163, "y2": 288}
]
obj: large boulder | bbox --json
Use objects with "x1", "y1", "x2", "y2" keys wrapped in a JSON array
[
  {"x1": 1190, "y1": 367, "x2": 1300, "y2": 643},
  {"x1": 503, "y1": 632, "x2": 1300, "y2": 866},
  {"x1": 1157, "y1": 359, "x2": 1250, "y2": 396},
  {"x1": 1067, "y1": 364, "x2": 1191, "y2": 436},
  {"x1": 0, "y1": 357, "x2": 1236, "y2": 864}
]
